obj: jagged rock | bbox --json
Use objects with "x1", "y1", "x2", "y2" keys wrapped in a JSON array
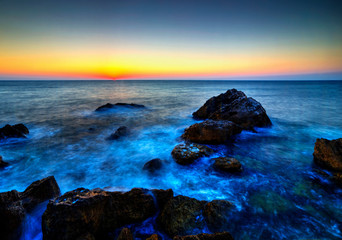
[
  {"x1": 107, "y1": 126, "x2": 129, "y2": 140},
  {"x1": 313, "y1": 138, "x2": 342, "y2": 171},
  {"x1": 171, "y1": 143, "x2": 213, "y2": 165},
  {"x1": 117, "y1": 228, "x2": 133, "y2": 240},
  {"x1": 0, "y1": 124, "x2": 29, "y2": 140},
  {"x1": 203, "y1": 200, "x2": 234, "y2": 232},
  {"x1": 143, "y1": 158, "x2": 163, "y2": 172},
  {"x1": 0, "y1": 155, "x2": 9, "y2": 168},
  {"x1": 193, "y1": 89, "x2": 271, "y2": 129},
  {"x1": 182, "y1": 120, "x2": 242, "y2": 144},
  {"x1": 95, "y1": 103, "x2": 145, "y2": 112},
  {"x1": 212, "y1": 157, "x2": 242, "y2": 173},
  {"x1": 157, "y1": 195, "x2": 207, "y2": 237},
  {"x1": 173, "y1": 232, "x2": 234, "y2": 240},
  {"x1": 42, "y1": 188, "x2": 157, "y2": 240}
]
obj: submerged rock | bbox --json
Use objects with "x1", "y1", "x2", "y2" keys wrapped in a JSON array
[
  {"x1": 0, "y1": 155, "x2": 9, "y2": 168},
  {"x1": 95, "y1": 103, "x2": 145, "y2": 112},
  {"x1": 171, "y1": 143, "x2": 213, "y2": 165},
  {"x1": 117, "y1": 228, "x2": 133, "y2": 240},
  {"x1": 203, "y1": 200, "x2": 234, "y2": 232},
  {"x1": 107, "y1": 126, "x2": 129, "y2": 140},
  {"x1": 173, "y1": 232, "x2": 234, "y2": 240},
  {"x1": 313, "y1": 138, "x2": 342, "y2": 171},
  {"x1": 143, "y1": 158, "x2": 163, "y2": 172},
  {"x1": 212, "y1": 157, "x2": 242, "y2": 173},
  {"x1": 182, "y1": 120, "x2": 242, "y2": 144},
  {"x1": 0, "y1": 123, "x2": 29, "y2": 140},
  {"x1": 192, "y1": 89, "x2": 271, "y2": 129}
]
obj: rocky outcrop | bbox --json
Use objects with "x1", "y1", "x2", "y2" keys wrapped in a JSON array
[
  {"x1": 182, "y1": 120, "x2": 242, "y2": 144},
  {"x1": 212, "y1": 157, "x2": 242, "y2": 173},
  {"x1": 143, "y1": 158, "x2": 163, "y2": 172},
  {"x1": 0, "y1": 176, "x2": 60, "y2": 240},
  {"x1": 173, "y1": 232, "x2": 234, "y2": 240},
  {"x1": 203, "y1": 200, "x2": 234, "y2": 232},
  {"x1": 171, "y1": 143, "x2": 213, "y2": 165},
  {"x1": 0, "y1": 155, "x2": 9, "y2": 168},
  {"x1": 95, "y1": 103, "x2": 145, "y2": 112},
  {"x1": 107, "y1": 126, "x2": 129, "y2": 140},
  {"x1": 192, "y1": 89, "x2": 271, "y2": 129},
  {"x1": 313, "y1": 138, "x2": 342, "y2": 171},
  {"x1": 0, "y1": 124, "x2": 29, "y2": 140}
]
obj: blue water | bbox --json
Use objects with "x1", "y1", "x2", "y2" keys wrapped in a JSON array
[{"x1": 0, "y1": 80, "x2": 342, "y2": 239}]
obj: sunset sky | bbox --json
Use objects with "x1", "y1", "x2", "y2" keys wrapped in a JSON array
[{"x1": 1, "y1": 0, "x2": 342, "y2": 80}]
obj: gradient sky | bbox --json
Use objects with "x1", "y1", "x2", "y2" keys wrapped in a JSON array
[{"x1": 1, "y1": 0, "x2": 342, "y2": 80}]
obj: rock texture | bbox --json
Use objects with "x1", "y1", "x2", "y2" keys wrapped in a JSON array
[
  {"x1": 95, "y1": 103, "x2": 145, "y2": 112},
  {"x1": 182, "y1": 120, "x2": 242, "y2": 144},
  {"x1": 171, "y1": 143, "x2": 213, "y2": 165},
  {"x1": 107, "y1": 126, "x2": 129, "y2": 140},
  {"x1": 173, "y1": 232, "x2": 234, "y2": 240},
  {"x1": 0, "y1": 155, "x2": 9, "y2": 168},
  {"x1": 313, "y1": 138, "x2": 342, "y2": 171},
  {"x1": 212, "y1": 157, "x2": 242, "y2": 173},
  {"x1": 143, "y1": 158, "x2": 163, "y2": 172},
  {"x1": 0, "y1": 124, "x2": 29, "y2": 140},
  {"x1": 117, "y1": 228, "x2": 133, "y2": 240},
  {"x1": 203, "y1": 200, "x2": 234, "y2": 232},
  {"x1": 192, "y1": 89, "x2": 271, "y2": 129}
]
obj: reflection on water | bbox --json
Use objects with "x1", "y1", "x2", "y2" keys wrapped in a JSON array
[{"x1": 0, "y1": 80, "x2": 342, "y2": 239}]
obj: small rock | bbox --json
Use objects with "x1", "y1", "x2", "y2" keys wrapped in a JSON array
[
  {"x1": 107, "y1": 126, "x2": 129, "y2": 140},
  {"x1": 171, "y1": 143, "x2": 213, "y2": 165},
  {"x1": 212, "y1": 157, "x2": 242, "y2": 173},
  {"x1": 117, "y1": 228, "x2": 133, "y2": 240},
  {"x1": 313, "y1": 138, "x2": 342, "y2": 171},
  {"x1": 95, "y1": 103, "x2": 145, "y2": 112},
  {"x1": 0, "y1": 124, "x2": 29, "y2": 140},
  {"x1": 173, "y1": 232, "x2": 234, "y2": 240},
  {"x1": 0, "y1": 156, "x2": 9, "y2": 168},
  {"x1": 143, "y1": 158, "x2": 163, "y2": 172}
]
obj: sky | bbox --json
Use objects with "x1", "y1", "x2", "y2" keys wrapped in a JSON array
[{"x1": 0, "y1": 0, "x2": 342, "y2": 80}]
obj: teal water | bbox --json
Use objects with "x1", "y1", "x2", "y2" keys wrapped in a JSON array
[{"x1": 0, "y1": 80, "x2": 342, "y2": 239}]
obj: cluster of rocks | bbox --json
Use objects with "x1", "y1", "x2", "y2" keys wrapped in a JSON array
[{"x1": 0, "y1": 123, "x2": 29, "y2": 140}]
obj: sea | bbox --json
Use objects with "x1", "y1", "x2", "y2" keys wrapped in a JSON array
[{"x1": 0, "y1": 80, "x2": 342, "y2": 239}]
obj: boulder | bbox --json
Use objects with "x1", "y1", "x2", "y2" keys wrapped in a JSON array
[
  {"x1": 182, "y1": 120, "x2": 242, "y2": 144},
  {"x1": 143, "y1": 158, "x2": 163, "y2": 172},
  {"x1": 313, "y1": 138, "x2": 342, "y2": 171},
  {"x1": 203, "y1": 200, "x2": 234, "y2": 232},
  {"x1": 192, "y1": 89, "x2": 271, "y2": 129},
  {"x1": 117, "y1": 228, "x2": 133, "y2": 240},
  {"x1": 0, "y1": 155, "x2": 9, "y2": 168},
  {"x1": 95, "y1": 103, "x2": 145, "y2": 112},
  {"x1": 171, "y1": 143, "x2": 213, "y2": 165},
  {"x1": 151, "y1": 189, "x2": 174, "y2": 209},
  {"x1": 157, "y1": 195, "x2": 207, "y2": 237},
  {"x1": 212, "y1": 157, "x2": 242, "y2": 173},
  {"x1": 0, "y1": 124, "x2": 29, "y2": 140},
  {"x1": 107, "y1": 126, "x2": 129, "y2": 140},
  {"x1": 173, "y1": 232, "x2": 234, "y2": 240}
]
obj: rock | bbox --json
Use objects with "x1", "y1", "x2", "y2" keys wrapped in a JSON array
[
  {"x1": 203, "y1": 200, "x2": 234, "y2": 232},
  {"x1": 117, "y1": 228, "x2": 133, "y2": 240},
  {"x1": 173, "y1": 232, "x2": 234, "y2": 240},
  {"x1": 313, "y1": 138, "x2": 342, "y2": 171},
  {"x1": 42, "y1": 188, "x2": 157, "y2": 240},
  {"x1": 182, "y1": 120, "x2": 242, "y2": 144},
  {"x1": 143, "y1": 158, "x2": 163, "y2": 172},
  {"x1": 331, "y1": 173, "x2": 342, "y2": 186},
  {"x1": 76, "y1": 232, "x2": 96, "y2": 240},
  {"x1": 171, "y1": 143, "x2": 213, "y2": 165},
  {"x1": 157, "y1": 195, "x2": 207, "y2": 237},
  {"x1": 192, "y1": 89, "x2": 271, "y2": 129},
  {"x1": 107, "y1": 126, "x2": 129, "y2": 140},
  {"x1": 212, "y1": 157, "x2": 242, "y2": 173},
  {"x1": 0, "y1": 124, "x2": 29, "y2": 140},
  {"x1": 146, "y1": 234, "x2": 160, "y2": 240},
  {"x1": 95, "y1": 103, "x2": 145, "y2": 112},
  {"x1": 0, "y1": 155, "x2": 9, "y2": 168},
  {"x1": 151, "y1": 189, "x2": 174, "y2": 210}
]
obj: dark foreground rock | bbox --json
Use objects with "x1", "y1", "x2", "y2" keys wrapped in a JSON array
[
  {"x1": 192, "y1": 89, "x2": 271, "y2": 129},
  {"x1": 95, "y1": 103, "x2": 145, "y2": 112},
  {"x1": 0, "y1": 155, "x2": 9, "y2": 168},
  {"x1": 171, "y1": 143, "x2": 213, "y2": 165},
  {"x1": 107, "y1": 126, "x2": 129, "y2": 140},
  {"x1": 173, "y1": 232, "x2": 234, "y2": 240},
  {"x1": 0, "y1": 176, "x2": 60, "y2": 240},
  {"x1": 182, "y1": 120, "x2": 242, "y2": 144},
  {"x1": 117, "y1": 228, "x2": 133, "y2": 240},
  {"x1": 0, "y1": 124, "x2": 29, "y2": 140},
  {"x1": 313, "y1": 138, "x2": 342, "y2": 171},
  {"x1": 143, "y1": 158, "x2": 163, "y2": 172},
  {"x1": 203, "y1": 200, "x2": 234, "y2": 232},
  {"x1": 212, "y1": 157, "x2": 242, "y2": 173}
]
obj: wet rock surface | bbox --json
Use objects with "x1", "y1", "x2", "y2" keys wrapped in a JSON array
[
  {"x1": 192, "y1": 89, "x2": 271, "y2": 129},
  {"x1": 107, "y1": 126, "x2": 129, "y2": 140},
  {"x1": 0, "y1": 155, "x2": 9, "y2": 168},
  {"x1": 171, "y1": 143, "x2": 213, "y2": 165},
  {"x1": 0, "y1": 123, "x2": 29, "y2": 140},
  {"x1": 212, "y1": 157, "x2": 242, "y2": 173},
  {"x1": 313, "y1": 138, "x2": 342, "y2": 171},
  {"x1": 143, "y1": 158, "x2": 163, "y2": 172},
  {"x1": 95, "y1": 103, "x2": 145, "y2": 112},
  {"x1": 173, "y1": 232, "x2": 234, "y2": 240},
  {"x1": 182, "y1": 120, "x2": 242, "y2": 144},
  {"x1": 203, "y1": 200, "x2": 234, "y2": 232}
]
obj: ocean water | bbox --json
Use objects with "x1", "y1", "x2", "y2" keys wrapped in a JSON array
[{"x1": 0, "y1": 80, "x2": 342, "y2": 239}]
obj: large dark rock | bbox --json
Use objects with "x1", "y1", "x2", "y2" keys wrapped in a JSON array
[
  {"x1": 313, "y1": 138, "x2": 342, "y2": 171},
  {"x1": 173, "y1": 232, "x2": 234, "y2": 240},
  {"x1": 95, "y1": 103, "x2": 145, "y2": 112},
  {"x1": 192, "y1": 89, "x2": 271, "y2": 129},
  {"x1": 203, "y1": 200, "x2": 234, "y2": 232},
  {"x1": 42, "y1": 188, "x2": 158, "y2": 240},
  {"x1": 107, "y1": 126, "x2": 129, "y2": 140},
  {"x1": 157, "y1": 195, "x2": 207, "y2": 237},
  {"x1": 171, "y1": 143, "x2": 213, "y2": 165},
  {"x1": 0, "y1": 155, "x2": 9, "y2": 168},
  {"x1": 212, "y1": 157, "x2": 242, "y2": 173},
  {"x1": 0, "y1": 124, "x2": 29, "y2": 140},
  {"x1": 151, "y1": 189, "x2": 174, "y2": 209},
  {"x1": 143, "y1": 158, "x2": 163, "y2": 172},
  {"x1": 182, "y1": 120, "x2": 242, "y2": 144},
  {"x1": 117, "y1": 228, "x2": 133, "y2": 240}
]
